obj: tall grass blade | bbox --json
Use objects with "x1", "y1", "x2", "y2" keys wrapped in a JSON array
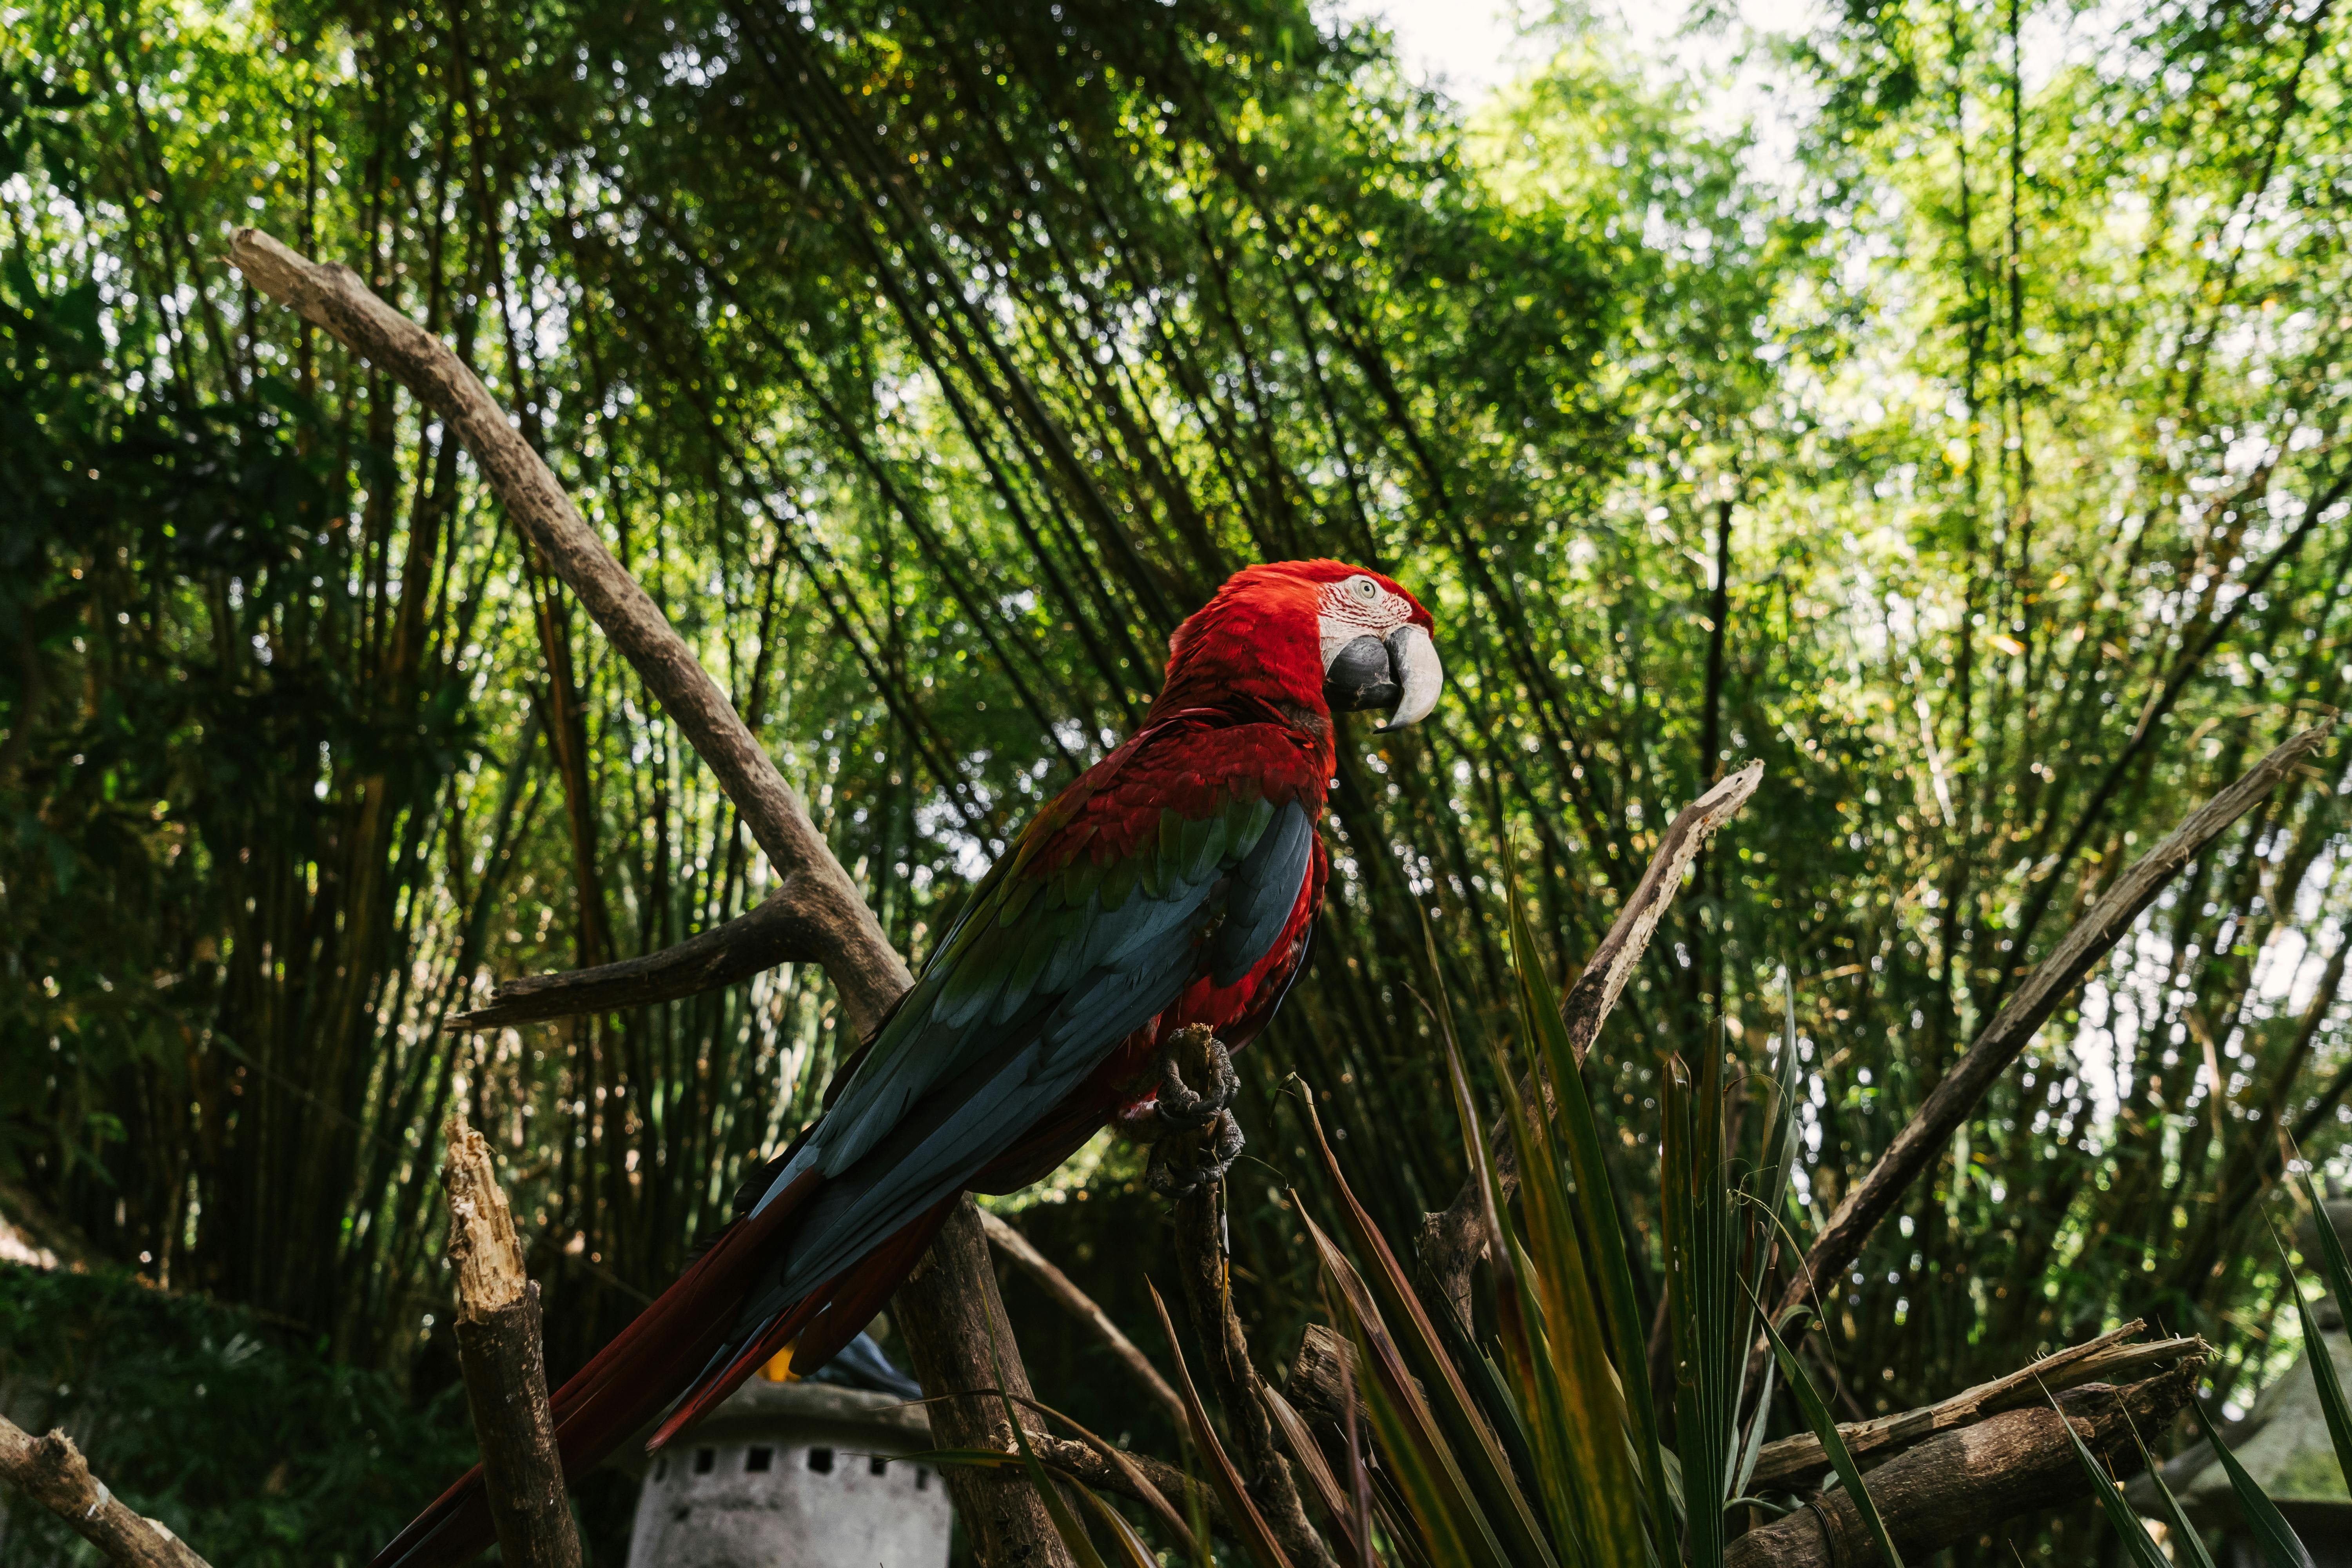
[
  {"x1": 2189, "y1": 1401, "x2": 2315, "y2": 1568},
  {"x1": 1730, "y1": 982, "x2": 1804, "y2": 1499},
  {"x1": 1753, "y1": 1305, "x2": 1905, "y2": 1568},
  {"x1": 2044, "y1": 1389, "x2": 2171, "y2": 1568},
  {"x1": 1299, "y1": 1096, "x2": 1561, "y2": 1567},
  {"x1": 1299, "y1": 1207, "x2": 1519, "y2": 1568},
  {"x1": 2124, "y1": 1414, "x2": 2218, "y2": 1568},
  {"x1": 1487, "y1": 1034, "x2": 1642, "y2": 1565},
  {"x1": 1502, "y1": 867, "x2": 1671, "y2": 1556},
  {"x1": 1066, "y1": 1480, "x2": 1163, "y2": 1568},
  {"x1": 1265, "y1": 1384, "x2": 1380, "y2": 1568}
]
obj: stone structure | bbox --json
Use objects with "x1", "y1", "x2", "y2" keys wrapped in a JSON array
[{"x1": 621, "y1": 1376, "x2": 951, "y2": 1568}]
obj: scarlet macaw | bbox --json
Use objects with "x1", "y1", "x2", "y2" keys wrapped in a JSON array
[{"x1": 375, "y1": 559, "x2": 1442, "y2": 1566}]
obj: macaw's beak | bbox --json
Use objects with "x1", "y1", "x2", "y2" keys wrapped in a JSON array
[{"x1": 1324, "y1": 624, "x2": 1443, "y2": 731}]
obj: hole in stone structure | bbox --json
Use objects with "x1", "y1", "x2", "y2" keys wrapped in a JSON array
[
  {"x1": 916, "y1": 1466, "x2": 930, "y2": 1491},
  {"x1": 671, "y1": 1506, "x2": 690, "y2": 1523},
  {"x1": 869, "y1": 1455, "x2": 889, "y2": 1477},
  {"x1": 746, "y1": 1447, "x2": 773, "y2": 1473},
  {"x1": 808, "y1": 1446, "x2": 835, "y2": 1474},
  {"x1": 693, "y1": 1448, "x2": 716, "y2": 1475}
]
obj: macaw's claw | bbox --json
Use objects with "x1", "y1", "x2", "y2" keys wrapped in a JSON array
[
  {"x1": 1148, "y1": 1108, "x2": 1244, "y2": 1196},
  {"x1": 1154, "y1": 1024, "x2": 1239, "y2": 1132}
]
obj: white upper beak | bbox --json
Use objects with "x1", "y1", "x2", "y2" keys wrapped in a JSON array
[{"x1": 1376, "y1": 624, "x2": 1443, "y2": 732}]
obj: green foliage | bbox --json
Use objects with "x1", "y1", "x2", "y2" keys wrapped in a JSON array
[
  {"x1": 2, "y1": 0, "x2": 2351, "y2": 1558},
  {"x1": 0, "y1": 1263, "x2": 474, "y2": 1566}
]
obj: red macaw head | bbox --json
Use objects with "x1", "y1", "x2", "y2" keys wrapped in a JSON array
[{"x1": 1158, "y1": 559, "x2": 1443, "y2": 732}]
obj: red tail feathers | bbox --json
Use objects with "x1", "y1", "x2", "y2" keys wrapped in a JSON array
[{"x1": 368, "y1": 1171, "x2": 823, "y2": 1568}]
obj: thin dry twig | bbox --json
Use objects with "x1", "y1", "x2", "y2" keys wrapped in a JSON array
[
  {"x1": 1771, "y1": 726, "x2": 2330, "y2": 1330},
  {"x1": 1419, "y1": 761, "x2": 1764, "y2": 1323},
  {"x1": 978, "y1": 1208, "x2": 1187, "y2": 1430}
]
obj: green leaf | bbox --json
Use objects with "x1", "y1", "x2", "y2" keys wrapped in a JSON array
[
  {"x1": 1502, "y1": 863, "x2": 1670, "y2": 1560},
  {"x1": 2189, "y1": 1402, "x2": 2314, "y2": 1568},
  {"x1": 1298, "y1": 1206, "x2": 1519, "y2": 1568},
  {"x1": 1752, "y1": 1305, "x2": 1905, "y2": 1568},
  {"x1": 2292, "y1": 1171, "x2": 2352, "y2": 1491},
  {"x1": 2044, "y1": 1388, "x2": 2171, "y2": 1568},
  {"x1": 1299, "y1": 1091, "x2": 1560, "y2": 1568},
  {"x1": 2124, "y1": 1412, "x2": 2217, "y2": 1568}
]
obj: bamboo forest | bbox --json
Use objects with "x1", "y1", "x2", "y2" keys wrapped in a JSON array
[{"x1": 5, "y1": 0, "x2": 2352, "y2": 1563}]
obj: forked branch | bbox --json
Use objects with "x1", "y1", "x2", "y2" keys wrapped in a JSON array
[
  {"x1": 227, "y1": 226, "x2": 909, "y2": 1037},
  {"x1": 230, "y1": 225, "x2": 1071, "y2": 1568}
]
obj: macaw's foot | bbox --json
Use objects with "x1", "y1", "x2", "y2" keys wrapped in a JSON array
[
  {"x1": 1148, "y1": 1107, "x2": 1243, "y2": 1196},
  {"x1": 1145, "y1": 1024, "x2": 1244, "y2": 1194},
  {"x1": 1153, "y1": 1023, "x2": 1238, "y2": 1131}
]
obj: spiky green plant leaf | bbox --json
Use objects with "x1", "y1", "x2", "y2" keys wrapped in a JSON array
[
  {"x1": 2045, "y1": 1388, "x2": 2171, "y2": 1568},
  {"x1": 2189, "y1": 1402, "x2": 2314, "y2": 1568},
  {"x1": 1753, "y1": 1305, "x2": 1906, "y2": 1568},
  {"x1": 1146, "y1": 1279, "x2": 1298, "y2": 1568},
  {"x1": 2292, "y1": 1170, "x2": 2352, "y2": 1490}
]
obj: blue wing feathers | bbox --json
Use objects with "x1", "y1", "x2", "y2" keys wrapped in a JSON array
[
  {"x1": 1211, "y1": 800, "x2": 1313, "y2": 987},
  {"x1": 739, "y1": 770, "x2": 1312, "y2": 1334}
]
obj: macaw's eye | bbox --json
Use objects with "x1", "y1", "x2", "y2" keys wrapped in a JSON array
[{"x1": 1347, "y1": 575, "x2": 1381, "y2": 605}]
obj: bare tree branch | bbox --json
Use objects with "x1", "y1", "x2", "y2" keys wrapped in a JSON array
[
  {"x1": 0, "y1": 1417, "x2": 211, "y2": 1568},
  {"x1": 1748, "y1": 1320, "x2": 2204, "y2": 1489},
  {"x1": 1771, "y1": 725, "x2": 2330, "y2": 1330},
  {"x1": 227, "y1": 226, "x2": 909, "y2": 1038},
  {"x1": 1419, "y1": 760, "x2": 1764, "y2": 1323},
  {"x1": 230, "y1": 225, "x2": 1071, "y2": 1568},
  {"x1": 445, "y1": 887, "x2": 813, "y2": 1033}
]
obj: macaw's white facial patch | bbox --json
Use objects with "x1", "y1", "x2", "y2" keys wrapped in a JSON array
[{"x1": 1316, "y1": 574, "x2": 1416, "y2": 670}]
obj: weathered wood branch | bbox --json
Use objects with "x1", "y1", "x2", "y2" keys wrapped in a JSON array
[
  {"x1": 1419, "y1": 761, "x2": 1763, "y2": 1323},
  {"x1": 443, "y1": 1116, "x2": 582, "y2": 1568},
  {"x1": 1725, "y1": 1363, "x2": 2203, "y2": 1566},
  {"x1": 892, "y1": 1198, "x2": 1079, "y2": 1565},
  {"x1": 445, "y1": 887, "x2": 812, "y2": 1032},
  {"x1": 227, "y1": 226, "x2": 908, "y2": 1038},
  {"x1": 230, "y1": 225, "x2": 1068, "y2": 1568},
  {"x1": 1771, "y1": 726, "x2": 2329, "y2": 1330},
  {"x1": 0, "y1": 1417, "x2": 211, "y2": 1568},
  {"x1": 978, "y1": 1208, "x2": 1188, "y2": 1430},
  {"x1": 1748, "y1": 1319, "x2": 2204, "y2": 1488}
]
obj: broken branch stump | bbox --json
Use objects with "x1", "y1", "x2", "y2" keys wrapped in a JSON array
[{"x1": 443, "y1": 1115, "x2": 582, "y2": 1568}]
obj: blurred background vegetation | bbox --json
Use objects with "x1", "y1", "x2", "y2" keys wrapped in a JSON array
[{"x1": 2, "y1": 0, "x2": 2348, "y2": 1560}]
